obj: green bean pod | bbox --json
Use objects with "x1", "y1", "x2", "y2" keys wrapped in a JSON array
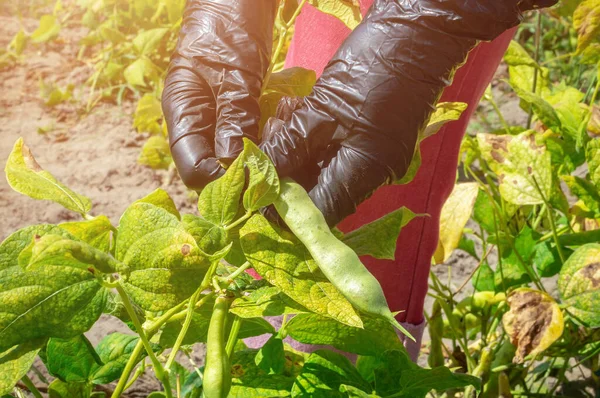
[
  {"x1": 203, "y1": 295, "x2": 233, "y2": 398},
  {"x1": 273, "y1": 178, "x2": 412, "y2": 339},
  {"x1": 428, "y1": 300, "x2": 445, "y2": 368}
]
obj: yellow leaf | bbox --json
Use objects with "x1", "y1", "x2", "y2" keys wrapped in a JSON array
[
  {"x1": 433, "y1": 183, "x2": 479, "y2": 264},
  {"x1": 574, "y1": 0, "x2": 600, "y2": 54},
  {"x1": 307, "y1": 0, "x2": 362, "y2": 30}
]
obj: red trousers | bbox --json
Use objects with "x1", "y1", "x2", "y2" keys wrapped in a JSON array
[{"x1": 286, "y1": 2, "x2": 514, "y2": 326}]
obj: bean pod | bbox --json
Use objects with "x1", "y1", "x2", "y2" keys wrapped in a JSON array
[
  {"x1": 203, "y1": 295, "x2": 233, "y2": 398},
  {"x1": 273, "y1": 178, "x2": 412, "y2": 339}
]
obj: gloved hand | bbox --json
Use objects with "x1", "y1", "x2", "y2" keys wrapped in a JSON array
[
  {"x1": 260, "y1": 0, "x2": 557, "y2": 227},
  {"x1": 162, "y1": 0, "x2": 276, "y2": 189}
]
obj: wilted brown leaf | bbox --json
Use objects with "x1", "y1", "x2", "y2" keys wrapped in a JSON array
[{"x1": 502, "y1": 288, "x2": 564, "y2": 363}]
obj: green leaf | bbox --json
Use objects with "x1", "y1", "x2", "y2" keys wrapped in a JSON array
[
  {"x1": 198, "y1": 153, "x2": 245, "y2": 226},
  {"x1": 8, "y1": 29, "x2": 27, "y2": 56},
  {"x1": 92, "y1": 333, "x2": 142, "y2": 384},
  {"x1": 494, "y1": 227, "x2": 538, "y2": 290},
  {"x1": 240, "y1": 214, "x2": 363, "y2": 328},
  {"x1": 134, "y1": 188, "x2": 180, "y2": 219},
  {"x1": 124, "y1": 57, "x2": 157, "y2": 87},
  {"x1": 115, "y1": 202, "x2": 211, "y2": 311},
  {"x1": 574, "y1": 0, "x2": 600, "y2": 54},
  {"x1": 133, "y1": 94, "x2": 163, "y2": 135},
  {"x1": 558, "y1": 229, "x2": 600, "y2": 247},
  {"x1": 133, "y1": 28, "x2": 168, "y2": 56},
  {"x1": 545, "y1": 85, "x2": 588, "y2": 142},
  {"x1": 563, "y1": 175, "x2": 600, "y2": 216},
  {"x1": 99, "y1": 25, "x2": 126, "y2": 45},
  {"x1": 181, "y1": 370, "x2": 203, "y2": 398},
  {"x1": 307, "y1": 0, "x2": 362, "y2": 30},
  {"x1": 473, "y1": 189, "x2": 496, "y2": 234},
  {"x1": 263, "y1": 67, "x2": 316, "y2": 97},
  {"x1": 534, "y1": 241, "x2": 565, "y2": 278},
  {"x1": 138, "y1": 135, "x2": 173, "y2": 170},
  {"x1": 434, "y1": 182, "x2": 479, "y2": 264},
  {"x1": 558, "y1": 244, "x2": 600, "y2": 327},
  {"x1": 255, "y1": 336, "x2": 285, "y2": 375},
  {"x1": 512, "y1": 87, "x2": 562, "y2": 132},
  {"x1": 291, "y1": 350, "x2": 371, "y2": 397},
  {"x1": 504, "y1": 40, "x2": 539, "y2": 68},
  {"x1": 230, "y1": 286, "x2": 308, "y2": 318},
  {"x1": 230, "y1": 349, "x2": 297, "y2": 397},
  {"x1": 586, "y1": 138, "x2": 600, "y2": 188},
  {"x1": 340, "y1": 384, "x2": 380, "y2": 397},
  {"x1": 472, "y1": 262, "x2": 495, "y2": 292},
  {"x1": 242, "y1": 139, "x2": 280, "y2": 212},
  {"x1": 477, "y1": 133, "x2": 552, "y2": 206},
  {"x1": 340, "y1": 207, "x2": 418, "y2": 260},
  {"x1": 31, "y1": 14, "x2": 60, "y2": 43},
  {"x1": 5, "y1": 138, "x2": 92, "y2": 215},
  {"x1": 182, "y1": 214, "x2": 229, "y2": 255},
  {"x1": 40, "y1": 81, "x2": 73, "y2": 107},
  {"x1": 286, "y1": 313, "x2": 403, "y2": 356},
  {"x1": 26, "y1": 234, "x2": 121, "y2": 274},
  {"x1": 48, "y1": 379, "x2": 91, "y2": 398},
  {"x1": 372, "y1": 350, "x2": 480, "y2": 397},
  {"x1": 160, "y1": 300, "x2": 274, "y2": 348},
  {"x1": 59, "y1": 216, "x2": 113, "y2": 252},
  {"x1": 46, "y1": 335, "x2": 101, "y2": 383},
  {"x1": 0, "y1": 339, "x2": 45, "y2": 395}
]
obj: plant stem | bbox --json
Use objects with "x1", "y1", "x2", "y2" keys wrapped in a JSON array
[
  {"x1": 111, "y1": 339, "x2": 145, "y2": 398},
  {"x1": 115, "y1": 282, "x2": 172, "y2": 398},
  {"x1": 146, "y1": 301, "x2": 188, "y2": 334},
  {"x1": 167, "y1": 293, "x2": 216, "y2": 325},
  {"x1": 20, "y1": 375, "x2": 42, "y2": 398},
  {"x1": 165, "y1": 288, "x2": 204, "y2": 371},
  {"x1": 220, "y1": 261, "x2": 252, "y2": 284},
  {"x1": 527, "y1": 12, "x2": 542, "y2": 129},
  {"x1": 224, "y1": 211, "x2": 252, "y2": 232},
  {"x1": 124, "y1": 359, "x2": 146, "y2": 391},
  {"x1": 532, "y1": 176, "x2": 566, "y2": 264},
  {"x1": 226, "y1": 315, "x2": 242, "y2": 358}
]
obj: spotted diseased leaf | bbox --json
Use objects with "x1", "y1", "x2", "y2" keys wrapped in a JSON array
[
  {"x1": 198, "y1": 153, "x2": 245, "y2": 226},
  {"x1": 340, "y1": 207, "x2": 418, "y2": 260},
  {"x1": 434, "y1": 183, "x2": 479, "y2": 264},
  {"x1": 138, "y1": 135, "x2": 173, "y2": 170},
  {"x1": 558, "y1": 244, "x2": 600, "y2": 327},
  {"x1": 286, "y1": 313, "x2": 403, "y2": 356},
  {"x1": 478, "y1": 133, "x2": 552, "y2": 205},
  {"x1": 242, "y1": 139, "x2": 280, "y2": 212},
  {"x1": 422, "y1": 102, "x2": 468, "y2": 139},
  {"x1": 574, "y1": 0, "x2": 600, "y2": 54},
  {"x1": 0, "y1": 339, "x2": 45, "y2": 395},
  {"x1": 115, "y1": 201, "x2": 211, "y2": 311},
  {"x1": 292, "y1": 350, "x2": 371, "y2": 397},
  {"x1": 307, "y1": 0, "x2": 362, "y2": 29},
  {"x1": 5, "y1": 138, "x2": 92, "y2": 215},
  {"x1": 0, "y1": 225, "x2": 107, "y2": 353},
  {"x1": 502, "y1": 288, "x2": 564, "y2": 363},
  {"x1": 587, "y1": 138, "x2": 600, "y2": 188},
  {"x1": 240, "y1": 214, "x2": 363, "y2": 328}
]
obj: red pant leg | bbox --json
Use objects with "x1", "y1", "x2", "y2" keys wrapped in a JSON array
[{"x1": 286, "y1": 4, "x2": 515, "y2": 325}]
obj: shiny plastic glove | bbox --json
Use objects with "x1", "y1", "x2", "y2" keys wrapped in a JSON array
[
  {"x1": 162, "y1": 0, "x2": 276, "y2": 189},
  {"x1": 260, "y1": 0, "x2": 557, "y2": 227}
]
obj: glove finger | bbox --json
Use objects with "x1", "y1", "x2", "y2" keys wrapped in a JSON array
[
  {"x1": 162, "y1": 61, "x2": 224, "y2": 189},
  {"x1": 308, "y1": 145, "x2": 393, "y2": 227},
  {"x1": 212, "y1": 0, "x2": 277, "y2": 162}
]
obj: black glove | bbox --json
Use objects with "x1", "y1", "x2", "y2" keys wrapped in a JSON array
[
  {"x1": 260, "y1": 0, "x2": 557, "y2": 227},
  {"x1": 162, "y1": 0, "x2": 276, "y2": 189}
]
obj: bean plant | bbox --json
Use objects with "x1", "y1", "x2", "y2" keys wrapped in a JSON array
[{"x1": 425, "y1": 1, "x2": 600, "y2": 396}]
